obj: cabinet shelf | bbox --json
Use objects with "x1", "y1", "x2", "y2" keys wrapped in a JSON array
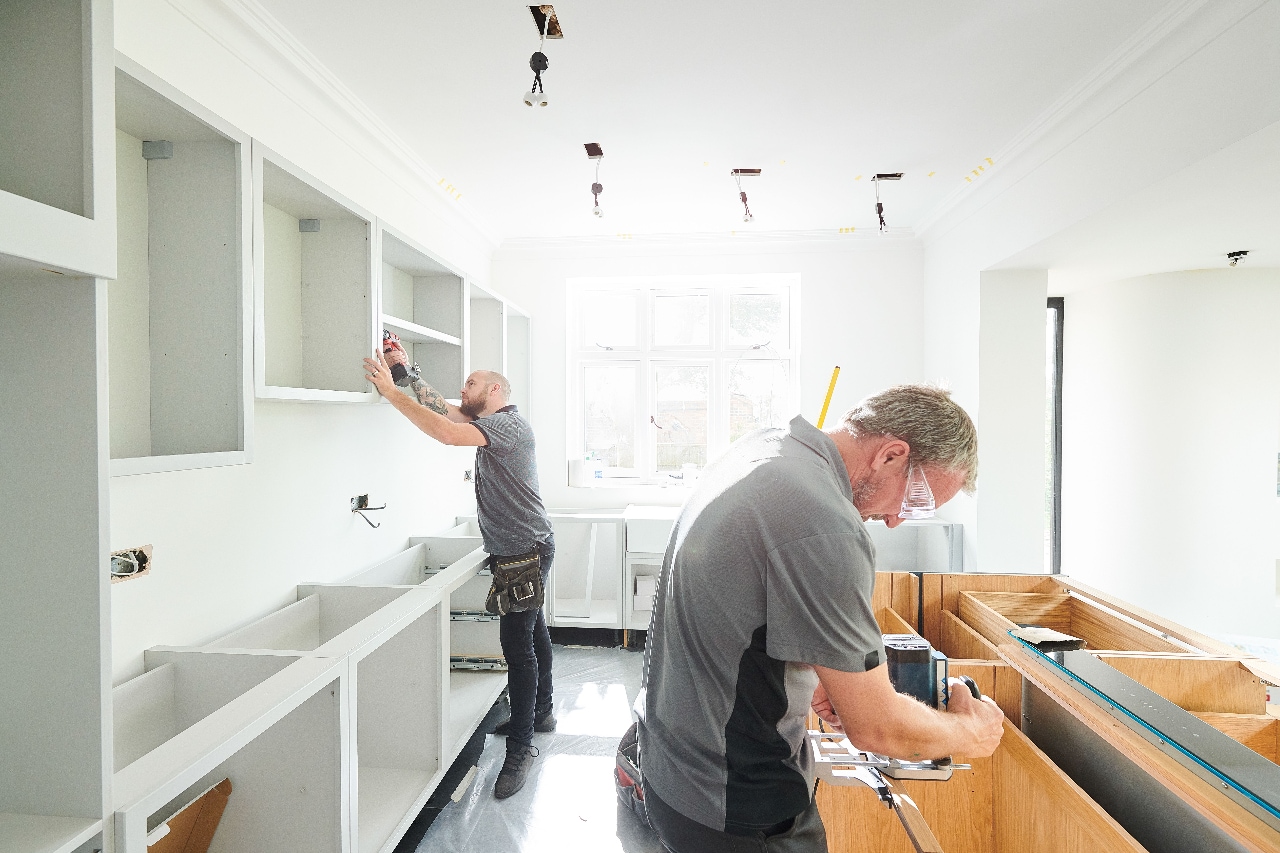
[
  {"x1": 380, "y1": 228, "x2": 464, "y2": 395},
  {"x1": 0, "y1": 814, "x2": 102, "y2": 853},
  {"x1": 381, "y1": 314, "x2": 461, "y2": 347}
]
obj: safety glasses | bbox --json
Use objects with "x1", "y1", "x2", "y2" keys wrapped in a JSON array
[{"x1": 898, "y1": 464, "x2": 936, "y2": 520}]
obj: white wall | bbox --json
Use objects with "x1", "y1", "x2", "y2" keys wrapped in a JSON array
[
  {"x1": 921, "y1": 0, "x2": 1280, "y2": 571},
  {"x1": 977, "y1": 270, "x2": 1049, "y2": 573},
  {"x1": 108, "y1": 0, "x2": 496, "y2": 680},
  {"x1": 1061, "y1": 269, "x2": 1280, "y2": 637},
  {"x1": 491, "y1": 236, "x2": 925, "y2": 510}
]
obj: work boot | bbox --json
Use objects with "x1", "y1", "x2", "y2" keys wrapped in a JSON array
[
  {"x1": 493, "y1": 712, "x2": 556, "y2": 737},
  {"x1": 494, "y1": 743, "x2": 539, "y2": 799}
]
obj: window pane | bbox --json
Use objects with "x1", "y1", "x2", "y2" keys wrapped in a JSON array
[
  {"x1": 729, "y1": 360, "x2": 790, "y2": 442},
  {"x1": 728, "y1": 292, "x2": 786, "y2": 348},
  {"x1": 653, "y1": 293, "x2": 710, "y2": 347},
  {"x1": 653, "y1": 364, "x2": 709, "y2": 471},
  {"x1": 581, "y1": 292, "x2": 638, "y2": 349},
  {"x1": 584, "y1": 364, "x2": 636, "y2": 468}
]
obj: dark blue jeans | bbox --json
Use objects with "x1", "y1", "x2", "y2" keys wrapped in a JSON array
[{"x1": 498, "y1": 538, "x2": 554, "y2": 748}]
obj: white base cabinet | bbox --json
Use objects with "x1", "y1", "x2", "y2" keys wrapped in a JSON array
[{"x1": 111, "y1": 537, "x2": 505, "y2": 853}]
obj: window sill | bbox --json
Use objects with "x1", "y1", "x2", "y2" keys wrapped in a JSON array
[{"x1": 568, "y1": 476, "x2": 696, "y2": 490}]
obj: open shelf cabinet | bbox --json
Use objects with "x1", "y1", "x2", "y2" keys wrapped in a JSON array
[
  {"x1": 378, "y1": 227, "x2": 463, "y2": 399},
  {"x1": 110, "y1": 62, "x2": 252, "y2": 476},
  {"x1": 0, "y1": 0, "x2": 116, "y2": 278},
  {"x1": 0, "y1": 274, "x2": 111, "y2": 852},
  {"x1": 253, "y1": 143, "x2": 375, "y2": 402},
  {"x1": 112, "y1": 654, "x2": 346, "y2": 853}
]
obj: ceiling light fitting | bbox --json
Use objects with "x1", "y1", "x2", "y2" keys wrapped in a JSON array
[
  {"x1": 732, "y1": 168, "x2": 761, "y2": 223},
  {"x1": 1228, "y1": 250, "x2": 1249, "y2": 267},
  {"x1": 872, "y1": 173, "x2": 903, "y2": 233},
  {"x1": 586, "y1": 143, "x2": 604, "y2": 217},
  {"x1": 523, "y1": 6, "x2": 557, "y2": 107}
]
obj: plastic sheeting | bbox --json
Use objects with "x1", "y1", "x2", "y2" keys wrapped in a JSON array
[{"x1": 414, "y1": 646, "x2": 664, "y2": 853}]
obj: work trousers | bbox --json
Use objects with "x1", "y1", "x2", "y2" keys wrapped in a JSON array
[
  {"x1": 497, "y1": 537, "x2": 555, "y2": 748},
  {"x1": 645, "y1": 786, "x2": 827, "y2": 853}
]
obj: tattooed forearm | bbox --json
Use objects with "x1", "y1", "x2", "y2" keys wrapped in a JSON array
[{"x1": 409, "y1": 378, "x2": 450, "y2": 415}]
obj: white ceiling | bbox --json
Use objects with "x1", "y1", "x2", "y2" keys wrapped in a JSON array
[
  {"x1": 1005, "y1": 118, "x2": 1280, "y2": 293},
  {"x1": 253, "y1": 0, "x2": 1173, "y2": 241}
]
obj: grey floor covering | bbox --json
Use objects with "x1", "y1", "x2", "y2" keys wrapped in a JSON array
[{"x1": 410, "y1": 645, "x2": 664, "y2": 853}]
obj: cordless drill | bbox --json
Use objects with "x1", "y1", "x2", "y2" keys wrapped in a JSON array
[{"x1": 381, "y1": 330, "x2": 421, "y2": 387}]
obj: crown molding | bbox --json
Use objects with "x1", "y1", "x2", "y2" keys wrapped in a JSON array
[
  {"x1": 168, "y1": 0, "x2": 502, "y2": 253},
  {"x1": 497, "y1": 228, "x2": 921, "y2": 253},
  {"x1": 915, "y1": 0, "x2": 1264, "y2": 244}
]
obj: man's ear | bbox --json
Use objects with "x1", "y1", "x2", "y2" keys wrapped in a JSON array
[{"x1": 870, "y1": 438, "x2": 910, "y2": 471}]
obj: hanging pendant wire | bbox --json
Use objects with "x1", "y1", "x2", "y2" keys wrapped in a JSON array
[{"x1": 530, "y1": 13, "x2": 550, "y2": 93}]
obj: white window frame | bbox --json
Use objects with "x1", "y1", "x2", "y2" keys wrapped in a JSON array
[{"x1": 568, "y1": 274, "x2": 801, "y2": 486}]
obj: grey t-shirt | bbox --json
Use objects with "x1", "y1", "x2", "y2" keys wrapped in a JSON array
[
  {"x1": 470, "y1": 406, "x2": 553, "y2": 557},
  {"x1": 639, "y1": 415, "x2": 884, "y2": 832}
]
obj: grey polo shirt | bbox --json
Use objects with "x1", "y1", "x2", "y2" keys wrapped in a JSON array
[
  {"x1": 639, "y1": 415, "x2": 884, "y2": 832},
  {"x1": 470, "y1": 405, "x2": 553, "y2": 557}
]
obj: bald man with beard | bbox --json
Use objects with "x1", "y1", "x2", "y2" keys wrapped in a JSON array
[{"x1": 366, "y1": 346, "x2": 555, "y2": 800}]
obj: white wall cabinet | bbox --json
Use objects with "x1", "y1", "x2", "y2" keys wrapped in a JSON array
[
  {"x1": 254, "y1": 143, "x2": 376, "y2": 402},
  {"x1": 110, "y1": 63, "x2": 253, "y2": 476},
  {"x1": 379, "y1": 228, "x2": 464, "y2": 399},
  {"x1": 0, "y1": 0, "x2": 116, "y2": 278}
]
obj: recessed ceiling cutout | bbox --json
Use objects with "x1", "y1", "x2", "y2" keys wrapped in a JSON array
[{"x1": 529, "y1": 5, "x2": 563, "y2": 38}]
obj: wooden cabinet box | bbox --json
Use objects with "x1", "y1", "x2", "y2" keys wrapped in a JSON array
[{"x1": 817, "y1": 572, "x2": 1280, "y2": 853}]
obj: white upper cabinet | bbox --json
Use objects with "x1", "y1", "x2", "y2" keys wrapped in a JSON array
[
  {"x1": 110, "y1": 63, "x2": 253, "y2": 475},
  {"x1": 253, "y1": 142, "x2": 376, "y2": 402},
  {"x1": 379, "y1": 227, "x2": 464, "y2": 399},
  {"x1": 0, "y1": 0, "x2": 116, "y2": 277}
]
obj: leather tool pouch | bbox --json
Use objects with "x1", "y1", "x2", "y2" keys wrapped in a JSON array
[{"x1": 485, "y1": 549, "x2": 544, "y2": 615}]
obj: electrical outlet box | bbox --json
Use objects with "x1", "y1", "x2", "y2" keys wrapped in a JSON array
[{"x1": 463, "y1": 469, "x2": 473, "y2": 482}]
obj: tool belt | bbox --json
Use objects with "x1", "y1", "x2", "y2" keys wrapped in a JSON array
[{"x1": 485, "y1": 549, "x2": 544, "y2": 615}]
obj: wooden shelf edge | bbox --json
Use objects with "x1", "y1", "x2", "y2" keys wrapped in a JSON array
[{"x1": 110, "y1": 450, "x2": 249, "y2": 477}]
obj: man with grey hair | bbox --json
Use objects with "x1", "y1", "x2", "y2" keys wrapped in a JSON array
[
  {"x1": 365, "y1": 346, "x2": 554, "y2": 801},
  {"x1": 639, "y1": 384, "x2": 1004, "y2": 853}
]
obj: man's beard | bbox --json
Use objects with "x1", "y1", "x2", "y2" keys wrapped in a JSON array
[{"x1": 458, "y1": 392, "x2": 488, "y2": 419}]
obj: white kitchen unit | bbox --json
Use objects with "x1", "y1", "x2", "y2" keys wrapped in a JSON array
[
  {"x1": 379, "y1": 227, "x2": 464, "y2": 397},
  {"x1": 253, "y1": 142, "x2": 377, "y2": 402},
  {"x1": 0, "y1": 0, "x2": 116, "y2": 278},
  {"x1": 547, "y1": 511, "x2": 627, "y2": 629},
  {"x1": 862, "y1": 518, "x2": 964, "y2": 573},
  {"x1": 110, "y1": 62, "x2": 254, "y2": 476},
  {"x1": 622, "y1": 505, "x2": 680, "y2": 631}
]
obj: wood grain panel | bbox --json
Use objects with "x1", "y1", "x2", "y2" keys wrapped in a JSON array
[
  {"x1": 816, "y1": 750, "x2": 994, "y2": 853},
  {"x1": 882, "y1": 607, "x2": 918, "y2": 636},
  {"x1": 1066, "y1": 599, "x2": 1184, "y2": 653},
  {"x1": 967, "y1": 592, "x2": 1073, "y2": 632},
  {"x1": 921, "y1": 573, "x2": 944, "y2": 648},
  {"x1": 993, "y1": 719, "x2": 1147, "y2": 852},
  {"x1": 933, "y1": 574, "x2": 1063, "y2": 644},
  {"x1": 1098, "y1": 655, "x2": 1266, "y2": 714},
  {"x1": 957, "y1": 593, "x2": 1021, "y2": 648},
  {"x1": 1056, "y1": 577, "x2": 1242, "y2": 655},
  {"x1": 891, "y1": 571, "x2": 918, "y2": 632},
  {"x1": 1194, "y1": 713, "x2": 1278, "y2": 763},
  {"x1": 873, "y1": 571, "x2": 892, "y2": 623},
  {"x1": 994, "y1": 663, "x2": 1024, "y2": 730},
  {"x1": 942, "y1": 611, "x2": 1001, "y2": 660}
]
